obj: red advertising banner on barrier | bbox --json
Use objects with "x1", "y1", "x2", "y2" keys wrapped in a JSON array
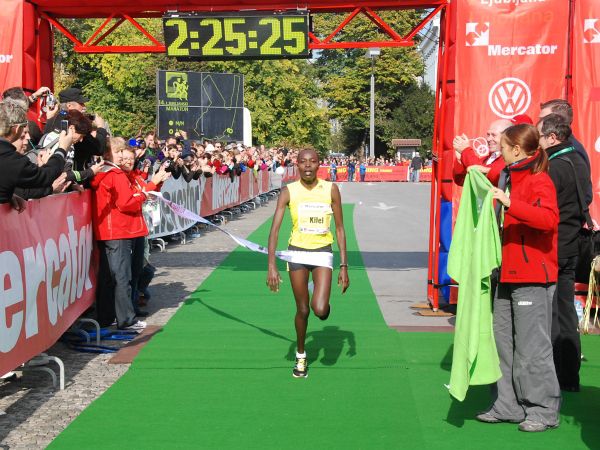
[
  {"x1": 0, "y1": 0, "x2": 23, "y2": 91},
  {"x1": 0, "y1": 192, "x2": 97, "y2": 376},
  {"x1": 573, "y1": 0, "x2": 600, "y2": 221},
  {"x1": 316, "y1": 166, "x2": 431, "y2": 182},
  {"x1": 454, "y1": 0, "x2": 569, "y2": 141}
]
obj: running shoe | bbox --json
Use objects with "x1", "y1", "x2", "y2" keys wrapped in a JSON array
[
  {"x1": 292, "y1": 356, "x2": 308, "y2": 378},
  {"x1": 119, "y1": 320, "x2": 147, "y2": 331}
]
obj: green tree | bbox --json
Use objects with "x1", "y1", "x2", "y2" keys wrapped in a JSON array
[
  {"x1": 312, "y1": 10, "x2": 431, "y2": 155},
  {"x1": 379, "y1": 83, "x2": 435, "y2": 156}
]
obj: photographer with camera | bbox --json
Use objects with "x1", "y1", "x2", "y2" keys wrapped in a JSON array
[
  {"x1": 44, "y1": 87, "x2": 107, "y2": 171},
  {"x1": 2, "y1": 86, "x2": 54, "y2": 149},
  {"x1": 154, "y1": 143, "x2": 183, "y2": 179},
  {"x1": 0, "y1": 98, "x2": 71, "y2": 206}
]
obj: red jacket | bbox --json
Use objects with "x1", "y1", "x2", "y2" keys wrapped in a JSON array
[
  {"x1": 453, "y1": 147, "x2": 505, "y2": 187},
  {"x1": 90, "y1": 163, "x2": 148, "y2": 241},
  {"x1": 499, "y1": 153, "x2": 559, "y2": 284}
]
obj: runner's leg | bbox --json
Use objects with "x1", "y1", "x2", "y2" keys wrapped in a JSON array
[
  {"x1": 289, "y1": 268, "x2": 311, "y2": 353},
  {"x1": 311, "y1": 267, "x2": 333, "y2": 320}
]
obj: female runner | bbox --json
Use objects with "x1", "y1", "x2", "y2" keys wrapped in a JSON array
[{"x1": 267, "y1": 148, "x2": 350, "y2": 378}]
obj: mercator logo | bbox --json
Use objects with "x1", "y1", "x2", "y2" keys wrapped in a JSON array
[
  {"x1": 466, "y1": 22, "x2": 489, "y2": 46},
  {"x1": 0, "y1": 54, "x2": 14, "y2": 64},
  {"x1": 595, "y1": 136, "x2": 600, "y2": 153},
  {"x1": 488, "y1": 77, "x2": 531, "y2": 119},
  {"x1": 465, "y1": 22, "x2": 558, "y2": 56},
  {"x1": 584, "y1": 19, "x2": 600, "y2": 44}
]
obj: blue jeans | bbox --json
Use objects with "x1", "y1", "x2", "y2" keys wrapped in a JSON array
[{"x1": 348, "y1": 170, "x2": 354, "y2": 182}]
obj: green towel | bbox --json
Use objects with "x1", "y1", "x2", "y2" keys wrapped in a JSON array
[{"x1": 447, "y1": 169, "x2": 502, "y2": 401}]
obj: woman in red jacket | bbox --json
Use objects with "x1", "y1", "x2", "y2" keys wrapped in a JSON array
[
  {"x1": 91, "y1": 138, "x2": 168, "y2": 330},
  {"x1": 476, "y1": 124, "x2": 561, "y2": 432}
]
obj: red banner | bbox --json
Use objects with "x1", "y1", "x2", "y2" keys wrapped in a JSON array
[
  {"x1": 573, "y1": 0, "x2": 600, "y2": 221},
  {"x1": 316, "y1": 166, "x2": 431, "y2": 182},
  {"x1": 0, "y1": 0, "x2": 23, "y2": 91},
  {"x1": 0, "y1": 192, "x2": 97, "y2": 375},
  {"x1": 454, "y1": 0, "x2": 570, "y2": 141}
]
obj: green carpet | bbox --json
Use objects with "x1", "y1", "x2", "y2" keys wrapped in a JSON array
[{"x1": 50, "y1": 206, "x2": 600, "y2": 449}]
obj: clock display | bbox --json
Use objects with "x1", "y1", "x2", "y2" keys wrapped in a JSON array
[{"x1": 163, "y1": 12, "x2": 311, "y2": 60}]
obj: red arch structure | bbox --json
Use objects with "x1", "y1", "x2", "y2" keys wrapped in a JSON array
[{"x1": 1, "y1": 0, "x2": 600, "y2": 311}]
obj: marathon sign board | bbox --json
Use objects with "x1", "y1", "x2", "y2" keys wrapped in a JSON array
[
  {"x1": 156, "y1": 70, "x2": 244, "y2": 142},
  {"x1": 0, "y1": 192, "x2": 97, "y2": 376},
  {"x1": 455, "y1": 0, "x2": 569, "y2": 137},
  {"x1": 0, "y1": 0, "x2": 23, "y2": 91},
  {"x1": 573, "y1": 0, "x2": 600, "y2": 220}
]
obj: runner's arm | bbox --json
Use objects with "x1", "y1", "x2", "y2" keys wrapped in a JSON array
[
  {"x1": 331, "y1": 184, "x2": 349, "y2": 293},
  {"x1": 266, "y1": 186, "x2": 289, "y2": 292}
]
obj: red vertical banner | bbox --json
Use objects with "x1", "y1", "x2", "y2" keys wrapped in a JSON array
[
  {"x1": 0, "y1": 0, "x2": 23, "y2": 91},
  {"x1": 454, "y1": 0, "x2": 570, "y2": 141},
  {"x1": 572, "y1": 0, "x2": 600, "y2": 221}
]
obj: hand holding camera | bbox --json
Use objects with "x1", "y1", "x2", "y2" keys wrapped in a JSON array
[{"x1": 58, "y1": 123, "x2": 75, "y2": 151}]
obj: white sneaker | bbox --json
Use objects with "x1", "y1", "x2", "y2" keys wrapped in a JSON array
[{"x1": 121, "y1": 320, "x2": 147, "y2": 331}]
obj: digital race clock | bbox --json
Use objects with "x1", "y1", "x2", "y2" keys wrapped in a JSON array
[{"x1": 163, "y1": 12, "x2": 311, "y2": 60}]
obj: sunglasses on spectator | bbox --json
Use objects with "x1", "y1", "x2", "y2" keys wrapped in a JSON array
[{"x1": 11, "y1": 122, "x2": 28, "y2": 127}]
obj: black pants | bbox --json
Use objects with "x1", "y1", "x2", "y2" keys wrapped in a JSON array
[{"x1": 551, "y1": 255, "x2": 581, "y2": 388}]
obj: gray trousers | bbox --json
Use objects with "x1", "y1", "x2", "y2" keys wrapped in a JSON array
[
  {"x1": 100, "y1": 239, "x2": 137, "y2": 328},
  {"x1": 490, "y1": 283, "x2": 561, "y2": 425}
]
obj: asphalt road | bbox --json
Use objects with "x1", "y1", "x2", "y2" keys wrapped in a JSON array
[{"x1": 338, "y1": 181, "x2": 454, "y2": 328}]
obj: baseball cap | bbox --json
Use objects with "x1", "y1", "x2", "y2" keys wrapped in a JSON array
[
  {"x1": 511, "y1": 114, "x2": 533, "y2": 125},
  {"x1": 58, "y1": 87, "x2": 89, "y2": 104}
]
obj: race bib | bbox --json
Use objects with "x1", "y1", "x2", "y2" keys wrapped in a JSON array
[{"x1": 298, "y1": 202, "x2": 332, "y2": 235}]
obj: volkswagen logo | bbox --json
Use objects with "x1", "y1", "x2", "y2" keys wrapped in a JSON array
[{"x1": 488, "y1": 77, "x2": 531, "y2": 119}]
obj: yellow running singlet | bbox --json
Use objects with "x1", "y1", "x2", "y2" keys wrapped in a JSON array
[{"x1": 287, "y1": 179, "x2": 334, "y2": 249}]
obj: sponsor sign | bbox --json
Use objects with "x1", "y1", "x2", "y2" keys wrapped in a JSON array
[
  {"x1": 0, "y1": 0, "x2": 23, "y2": 90},
  {"x1": 573, "y1": 1, "x2": 600, "y2": 221},
  {"x1": 455, "y1": 0, "x2": 569, "y2": 135},
  {"x1": 0, "y1": 192, "x2": 97, "y2": 376}
]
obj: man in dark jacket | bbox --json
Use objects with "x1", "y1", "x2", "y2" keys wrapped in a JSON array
[
  {"x1": 538, "y1": 113, "x2": 591, "y2": 392},
  {"x1": 0, "y1": 99, "x2": 71, "y2": 205},
  {"x1": 539, "y1": 99, "x2": 592, "y2": 204}
]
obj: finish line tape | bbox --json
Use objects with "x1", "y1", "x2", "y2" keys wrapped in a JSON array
[{"x1": 150, "y1": 192, "x2": 334, "y2": 269}]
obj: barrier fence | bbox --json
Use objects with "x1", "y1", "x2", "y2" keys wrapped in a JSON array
[
  {"x1": 316, "y1": 166, "x2": 432, "y2": 182},
  {"x1": 0, "y1": 167, "x2": 297, "y2": 375}
]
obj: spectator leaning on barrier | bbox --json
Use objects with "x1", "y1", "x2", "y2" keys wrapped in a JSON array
[
  {"x1": 90, "y1": 137, "x2": 153, "y2": 330},
  {"x1": 0, "y1": 98, "x2": 70, "y2": 208}
]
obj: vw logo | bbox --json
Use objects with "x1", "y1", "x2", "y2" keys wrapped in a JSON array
[{"x1": 488, "y1": 77, "x2": 531, "y2": 119}]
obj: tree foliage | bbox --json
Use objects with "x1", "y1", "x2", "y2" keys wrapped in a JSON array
[{"x1": 312, "y1": 10, "x2": 433, "y2": 155}]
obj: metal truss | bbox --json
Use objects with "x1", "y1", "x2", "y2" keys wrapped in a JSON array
[{"x1": 39, "y1": 3, "x2": 445, "y2": 54}]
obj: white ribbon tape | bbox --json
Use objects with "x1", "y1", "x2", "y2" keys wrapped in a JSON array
[{"x1": 149, "y1": 192, "x2": 334, "y2": 269}]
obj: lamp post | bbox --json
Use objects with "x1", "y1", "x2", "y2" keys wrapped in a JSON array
[{"x1": 366, "y1": 48, "x2": 380, "y2": 160}]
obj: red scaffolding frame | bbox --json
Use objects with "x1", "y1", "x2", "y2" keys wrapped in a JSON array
[{"x1": 22, "y1": 0, "x2": 451, "y2": 311}]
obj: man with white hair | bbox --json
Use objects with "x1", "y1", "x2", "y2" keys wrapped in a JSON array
[
  {"x1": 0, "y1": 98, "x2": 72, "y2": 205},
  {"x1": 453, "y1": 118, "x2": 513, "y2": 186}
]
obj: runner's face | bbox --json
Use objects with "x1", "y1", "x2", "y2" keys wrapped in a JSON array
[{"x1": 297, "y1": 151, "x2": 319, "y2": 182}]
